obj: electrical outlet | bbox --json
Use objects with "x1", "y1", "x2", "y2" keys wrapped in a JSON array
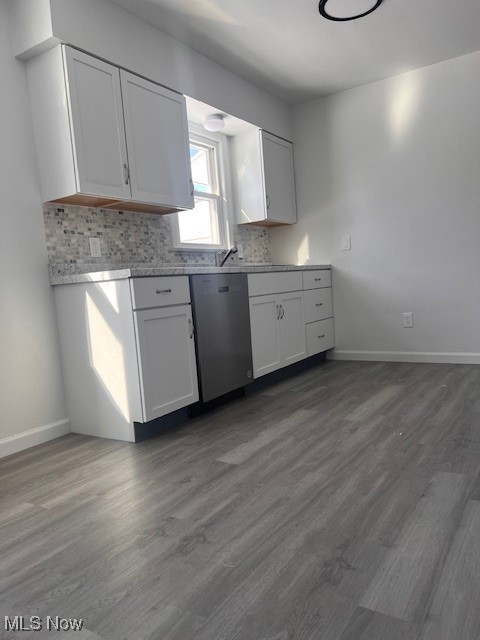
[
  {"x1": 237, "y1": 244, "x2": 244, "y2": 259},
  {"x1": 342, "y1": 235, "x2": 351, "y2": 251},
  {"x1": 403, "y1": 312, "x2": 414, "y2": 328},
  {"x1": 89, "y1": 237, "x2": 101, "y2": 258}
]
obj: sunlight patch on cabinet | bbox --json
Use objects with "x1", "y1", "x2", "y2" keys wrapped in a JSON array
[{"x1": 86, "y1": 292, "x2": 130, "y2": 420}]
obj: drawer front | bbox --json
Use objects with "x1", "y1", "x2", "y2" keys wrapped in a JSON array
[
  {"x1": 303, "y1": 269, "x2": 331, "y2": 290},
  {"x1": 306, "y1": 318, "x2": 335, "y2": 356},
  {"x1": 248, "y1": 271, "x2": 303, "y2": 297},
  {"x1": 304, "y1": 288, "x2": 333, "y2": 324},
  {"x1": 130, "y1": 276, "x2": 190, "y2": 309}
]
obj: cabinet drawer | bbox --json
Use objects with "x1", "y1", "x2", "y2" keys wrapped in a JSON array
[
  {"x1": 304, "y1": 288, "x2": 333, "y2": 324},
  {"x1": 303, "y1": 269, "x2": 331, "y2": 290},
  {"x1": 248, "y1": 271, "x2": 303, "y2": 297},
  {"x1": 130, "y1": 276, "x2": 190, "y2": 309},
  {"x1": 306, "y1": 318, "x2": 335, "y2": 356}
]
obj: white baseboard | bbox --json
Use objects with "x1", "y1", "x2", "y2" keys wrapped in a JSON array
[
  {"x1": 0, "y1": 418, "x2": 71, "y2": 459},
  {"x1": 328, "y1": 350, "x2": 480, "y2": 365}
]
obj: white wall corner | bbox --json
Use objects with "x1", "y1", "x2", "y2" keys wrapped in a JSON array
[
  {"x1": 0, "y1": 418, "x2": 71, "y2": 459},
  {"x1": 9, "y1": 0, "x2": 60, "y2": 60}
]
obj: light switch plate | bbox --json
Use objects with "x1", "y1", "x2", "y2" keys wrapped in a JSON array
[
  {"x1": 89, "y1": 237, "x2": 101, "y2": 258},
  {"x1": 342, "y1": 235, "x2": 351, "y2": 251}
]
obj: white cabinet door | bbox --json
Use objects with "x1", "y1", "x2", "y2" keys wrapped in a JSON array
[
  {"x1": 134, "y1": 305, "x2": 199, "y2": 421},
  {"x1": 262, "y1": 132, "x2": 297, "y2": 224},
  {"x1": 63, "y1": 47, "x2": 130, "y2": 200},
  {"x1": 278, "y1": 291, "x2": 307, "y2": 366},
  {"x1": 249, "y1": 295, "x2": 282, "y2": 378},
  {"x1": 120, "y1": 71, "x2": 194, "y2": 209}
]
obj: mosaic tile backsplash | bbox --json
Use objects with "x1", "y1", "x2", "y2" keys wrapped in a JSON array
[{"x1": 44, "y1": 204, "x2": 272, "y2": 277}]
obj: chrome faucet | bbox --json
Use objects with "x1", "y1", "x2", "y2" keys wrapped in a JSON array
[{"x1": 216, "y1": 245, "x2": 238, "y2": 267}]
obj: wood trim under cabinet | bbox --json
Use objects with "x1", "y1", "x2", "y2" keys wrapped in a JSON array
[
  {"x1": 240, "y1": 219, "x2": 293, "y2": 228},
  {"x1": 49, "y1": 195, "x2": 183, "y2": 215},
  {"x1": 102, "y1": 200, "x2": 181, "y2": 215},
  {"x1": 49, "y1": 195, "x2": 116, "y2": 209}
]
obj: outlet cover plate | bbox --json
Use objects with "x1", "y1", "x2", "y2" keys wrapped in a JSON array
[
  {"x1": 403, "y1": 312, "x2": 414, "y2": 328},
  {"x1": 89, "y1": 237, "x2": 101, "y2": 258},
  {"x1": 342, "y1": 235, "x2": 351, "y2": 251}
]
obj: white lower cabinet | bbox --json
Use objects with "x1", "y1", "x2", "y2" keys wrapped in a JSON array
[
  {"x1": 134, "y1": 305, "x2": 199, "y2": 422},
  {"x1": 303, "y1": 270, "x2": 335, "y2": 357},
  {"x1": 306, "y1": 318, "x2": 335, "y2": 357},
  {"x1": 54, "y1": 276, "x2": 199, "y2": 442},
  {"x1": 304, "y1": 288, "x2": 333, "y2": 324},
  {"x1": 278, "y1": 292, "x2": 307, "y2": 367},
  {"x1": 248, "y1": 269, "x2": 334, "y2": 380},
  {"x1": 250, "y1": 291, "x2": 306, "y2": 378},
  {"x1": 249, "y1": 295, "x2": 282, "y2": 377},
  {"x1": 54, "y1": 270, "x2": 334, "y2": 441}
]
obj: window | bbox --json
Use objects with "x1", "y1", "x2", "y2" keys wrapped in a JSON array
[{"x1": 172, "y1": 126, "x2": 230, "y2": 250}]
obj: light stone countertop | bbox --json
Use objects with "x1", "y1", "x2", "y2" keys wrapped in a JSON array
[{"x1": 50, "y1": 263, "x2": 332, "y2": 285}]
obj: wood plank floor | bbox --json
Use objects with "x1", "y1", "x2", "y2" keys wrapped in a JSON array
[{"x1": 1, "y1": 360, "x2": 480, "y2": 640}]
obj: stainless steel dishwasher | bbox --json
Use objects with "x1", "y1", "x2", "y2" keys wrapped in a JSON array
[{"x1": 190, "y1": 273, "x2": 253, "y2": 402}]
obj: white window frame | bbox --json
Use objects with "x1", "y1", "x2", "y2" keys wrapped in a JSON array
[{"x1": 171, "y1": 123, "x2": 232, "y2": 251}]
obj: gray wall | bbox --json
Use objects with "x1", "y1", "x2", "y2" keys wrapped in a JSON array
[
  {"x1": 0, "y1": 0, "x2": 67, "y2": 449},
  {"x1": 271, "y1": 51, "x2": 480, "y2": 362}
]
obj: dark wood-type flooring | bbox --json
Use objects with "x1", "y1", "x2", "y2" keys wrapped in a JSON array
[{"x1": 1, "y1": 360, "x2": 480, "y2": 639}]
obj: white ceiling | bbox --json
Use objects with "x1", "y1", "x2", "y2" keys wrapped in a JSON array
[{"x1": 107, "y1": 0, "x2": 480, "y2": 104}]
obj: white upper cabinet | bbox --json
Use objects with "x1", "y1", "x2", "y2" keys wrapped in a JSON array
[
  {"x1": 261, "y1": 132, "x2": 297, "y2": 225},
  {"x1": 120, "y1": 71, "x2": 194, "y2": 210},
  {"x1": 27, "y1": 45, "x2": 193, "y2": 214},
  {"x1": 231, "y1": 129, "x2": 297, "y2": 226},
  {"x1": 63, "y1": 47, "x2": 130, "y2": 200}
]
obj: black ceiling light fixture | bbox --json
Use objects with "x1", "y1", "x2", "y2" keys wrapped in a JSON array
[{"x1": 319, "y1": 0, "x2": 384, "y2": 21}]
